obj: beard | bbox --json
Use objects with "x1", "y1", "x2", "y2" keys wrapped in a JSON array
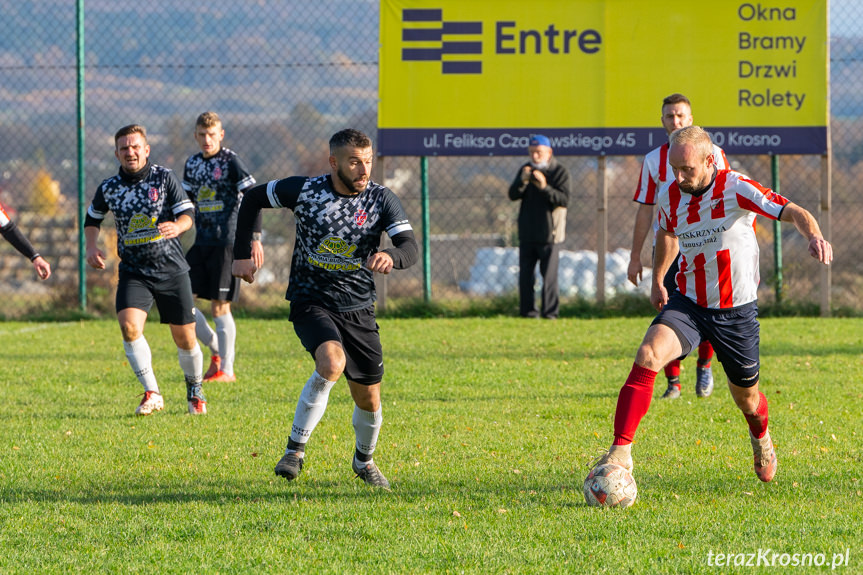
[
  {"x1": 678, "y1": 181, "x2": 696, "y2": 193},
  {"x1": 530, "y1": 160, "x2": 550, "y2": 170},
  {"x1": 336, "y1": 166, "x2": 367, "y2": 193}
]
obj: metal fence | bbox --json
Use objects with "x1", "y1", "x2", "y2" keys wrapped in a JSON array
[{"x1": 0, "y1": 0, "x2": 860, "y2": 318}]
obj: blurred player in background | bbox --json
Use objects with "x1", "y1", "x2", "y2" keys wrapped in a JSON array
[
  {"x1": 1, "y1": 202, "x2": 51, "y2": 280},
  {"x1": 596, "y1": 126, "x2": 833, "y2": 484},
  {"x1": 183, "y1": 112, "x2": 263, "y2": 384},
  {"x1": 232, "y1": 129, "x2": 418, "y2": 490},
  {"x1": 508, "y1": 134, "x2": 570, "y2": 319},
  {"x1": 85, "y1": 124, "x2": 206, "y2": 416},
  {"x1": 628, "y1": 94, "x2": 729, "y2": 399}
]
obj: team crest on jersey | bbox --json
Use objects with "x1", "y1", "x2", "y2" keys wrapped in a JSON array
[
  {"x1": 212, "y1": 166, "x2": 222, "y2": 180},
  {"x1": 354, "y1": 209, "x2": 368, "y2": 227},
  {"x1": 148, "y1": 187, "x2": 159, "y2": 202}
]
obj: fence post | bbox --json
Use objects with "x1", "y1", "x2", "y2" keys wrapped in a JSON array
[
  {"x1": 820, "y1": 152, "x2": 832, "y2": 317},
  {"x1": 596, "y1": 156, "x2": 607, "y2": 304},
  {"x1": 771, "y1": 155, "x2": 783, "y2": 304},
  {"x1": 76, "y1": 0, "x2": 86, "y2": 311},
  {"x1": 421, "y1": 156, "x2": 431, "y2": 302}
]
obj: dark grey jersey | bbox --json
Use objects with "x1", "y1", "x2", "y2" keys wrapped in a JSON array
[
  {"x1": 88, "y1": 164, "x2": 193, "y2": 280},
  {"x1": 183, "y1": 148, "x2": 256, "y2": 246},
  {"x1": 240, "y1": 175, "x2": 413, "y2": 312}
]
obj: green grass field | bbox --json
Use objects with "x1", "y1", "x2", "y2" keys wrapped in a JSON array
[{"x1": 0, "y1": 317, "x2": 860, "y2": 573}]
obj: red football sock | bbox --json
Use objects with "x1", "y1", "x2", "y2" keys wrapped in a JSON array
[
  {"x1": 664, "y1": 360, "x2": 680, "y2": 380},
  {"x1": 698, "y1": 342, "x2": 714, "y2": 367},
  {"x1": 743, "y1": 391, "x2": 769, "y2": 439},
  {"x1": 613, "y1": 363, "x2": 658, "y2": 445}
]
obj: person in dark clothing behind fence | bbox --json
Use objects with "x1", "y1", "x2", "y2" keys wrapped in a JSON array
[{"x1": 508, "y1": 134, "x2": 571, "y2": 319}]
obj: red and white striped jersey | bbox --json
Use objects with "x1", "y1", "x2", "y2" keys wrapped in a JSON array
[
  {"x1": 633, "y1": 142, "x2": 729, "y2": 243},
  {"x1": 633, "y1": 142, "x2": 729, "y2": 205},
  {"x1": 657, "y1": 169, "x2": 789, "y2": 309}
]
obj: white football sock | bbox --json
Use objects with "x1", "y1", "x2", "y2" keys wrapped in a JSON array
[
  {"x1": 353, "y1": 405, "x2": 383, "y2": 460},
  {"x1": 177, "y1": 343, "x2": 203, "y2": 386},
  {"x1": 123, "y1": 336, "x2": 159, "y2": 393},
  {"x1": 214, "y1": 312, "x2": 236, "y2": 375},
  {"x1": 194, "y1": 308, "x2": 219, "y2": 356},
  {"x1": 289, "y1": 371, "x2": 337, "y2": 444}
]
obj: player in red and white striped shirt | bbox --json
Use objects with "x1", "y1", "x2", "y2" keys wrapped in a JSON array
[
  {"x1": 595, "y1": 126, "x2": 832, "y2": 485},
  {"x1": 628, "y1": 94, "x2": 729, "y2": 400}
]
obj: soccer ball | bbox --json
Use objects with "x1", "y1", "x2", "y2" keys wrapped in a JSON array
[{"x1": 583, "y1": 463, "x2": 638, "y2": 508}]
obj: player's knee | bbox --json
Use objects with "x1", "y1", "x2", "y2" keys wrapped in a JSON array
[
  {"x1": 315, "y1": 345, "x2": 346, "y2": 380},
  {"x1": 119, "y1": 322, "x2": 142, "y2": 342},
  {"x1": 634, "y1": 344, "x2": 666, "y2": 371}
]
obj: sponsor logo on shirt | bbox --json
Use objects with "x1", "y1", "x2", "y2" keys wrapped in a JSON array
[
  {"x1": 196, "y1": 185, "x2": 224, "y2": 213},
  {"x1": 124, "y1": 213, "x2": 163, "y2": 246},
  {"x1": 309, "y1": 236, "x2": 362, "y2": 271}
]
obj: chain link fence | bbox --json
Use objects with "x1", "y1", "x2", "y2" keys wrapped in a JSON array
[{"x1": 0, "y1": 0, "x2": 860, "y2": 318}]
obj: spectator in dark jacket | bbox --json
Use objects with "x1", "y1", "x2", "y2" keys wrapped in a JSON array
[{"x1": 508, "y1": 135, "x2": 570, "y2": 319}]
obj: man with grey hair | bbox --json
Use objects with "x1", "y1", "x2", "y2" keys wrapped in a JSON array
[{"x1": 593, "y1": 125, "x2": 833, "y2": 487}]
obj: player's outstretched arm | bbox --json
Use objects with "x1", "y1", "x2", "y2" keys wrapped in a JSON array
[{"x1": 780, "y1": 202, "x2": 833, "y2": 265}]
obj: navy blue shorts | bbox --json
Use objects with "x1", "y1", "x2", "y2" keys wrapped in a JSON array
[
  {"x1": 289, "y1": 302, "x2": 384, "y2": 386},
  {"x1": 187, "y1": 244, "x2": 241, "y2": 302},
  {"x1": 116, "y1": 271, "x2": 196, "y2": 325},
  {"x1": 652, "y1": 291, "x2": 760, "y2": 387}
]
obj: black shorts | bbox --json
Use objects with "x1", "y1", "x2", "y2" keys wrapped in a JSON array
[
  {"x1": 289, "y1": 302, "x2": 383, "y2": 386},
  {"x1": 116, "y1": 271, "x2": 196, "y2": 325},
  {"x1": 186, "y1": 244, "x2": 240, "y2": 302},
  {"x1": 652, "y1": 291, "x2": 760, "y2": 387}
]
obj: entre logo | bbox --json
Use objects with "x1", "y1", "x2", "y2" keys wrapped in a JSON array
[{"x1": 401, "y1": 8, "x2": 483, "y2": 74}]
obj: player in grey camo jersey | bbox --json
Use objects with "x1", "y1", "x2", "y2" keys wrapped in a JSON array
[
  {"x1": 85, "y1": 124, "x2": 206, "y2": 416},
  {"x1": 232, "y1": 129, "x2": 418, "y2": 489},
  {"x1": 183, "y1": 112, "x2": 263, "y2": 383}
]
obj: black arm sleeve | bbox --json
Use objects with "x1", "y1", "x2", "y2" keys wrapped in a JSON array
[
  {"x1": 252, "y1": 211, "x2": 263, "y2": 237},
  {"x1": 233, "y1": 184, "x2": 272, "y2": 260},
  {"x1": 234, "y1": 177, "x2": 305, "y2": 259},
  {"x1": 1, "y1": 221, "x2": 39, "y2": 260},
  {"x1": 382, "y1": 230, "x2": 419, "y2": 270},
  {"x1": 84, "y1": 214, "x2": 103, "y2": 228}
]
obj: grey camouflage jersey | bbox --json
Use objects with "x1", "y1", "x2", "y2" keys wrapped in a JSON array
[
  {"x1": 88, "y1": 164, "x2": 193, "y2": 280},
  {"x1": 266, "y1": 175, "x2": 413, "y2": 312},
  {"x1": 183, "y1": 148, "x2": 256, "y2": 246}
]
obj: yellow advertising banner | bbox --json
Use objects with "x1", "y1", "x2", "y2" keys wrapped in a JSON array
[{"x1": 378, "y1": 0, "x2": 828, "y2": 155}]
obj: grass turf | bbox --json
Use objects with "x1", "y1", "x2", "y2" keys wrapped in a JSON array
[{"x1": 0, "y1": 317, "x2": 859, "y2": 573}]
